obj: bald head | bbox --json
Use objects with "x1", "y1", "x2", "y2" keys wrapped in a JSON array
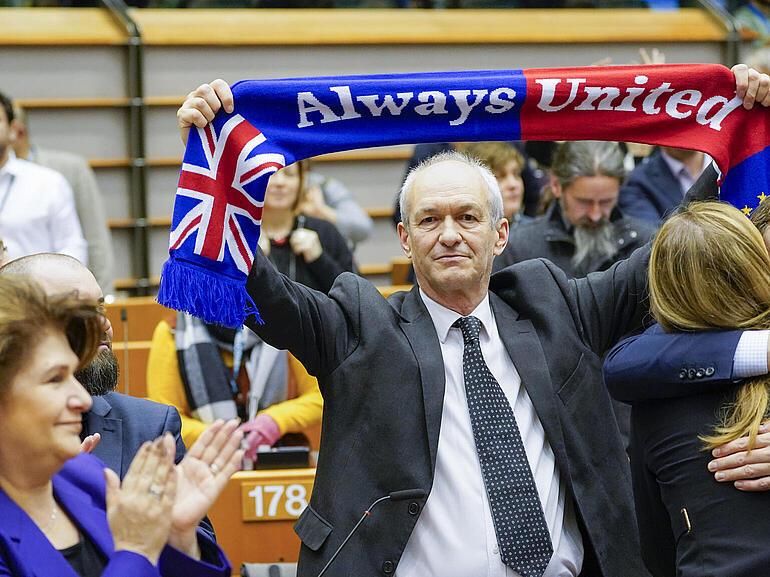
[
  {"x1": 1, "y1": 253, "x2": 102, "y2": 303},
  {"x1": 1, "y1": 253, "x2": 118, "y2": 396}
]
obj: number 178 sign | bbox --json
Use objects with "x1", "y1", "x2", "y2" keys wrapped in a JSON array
[{"x1": 241, "y1": 478, "x2": 315, "y2": 522}]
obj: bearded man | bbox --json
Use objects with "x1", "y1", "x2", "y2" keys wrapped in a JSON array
[{"x1": 493, "y1": 140, "x2": 656, "y2": 278}]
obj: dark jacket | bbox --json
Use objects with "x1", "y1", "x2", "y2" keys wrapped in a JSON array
[
  {"x1": 84, "y1": 392, "x2": 186, "y2": 478},
  {"x1": 493, "y1": 201, "x2": 657, "y2": 277},
  {"x1": 268, "y1": 214, "x2": 355, "y2": 294},
  {"x1": 618, "y1": 148, "x2": 685, "y2": 225},
  {"x1": 604, "y1": 326, "x2": 770, "y2": 577},
  {"x1": 245, "y1": 242, "x2": 654, "y2": 577}
]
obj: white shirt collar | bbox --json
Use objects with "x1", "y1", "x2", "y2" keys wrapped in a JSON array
[
  {"x1": 0, "y1": 150, "x2": 21, "y2": 178},
  {"x1": 419, "y1": 288, "x2": 494, "y2": 344}
]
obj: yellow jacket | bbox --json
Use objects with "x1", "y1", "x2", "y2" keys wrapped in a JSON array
[{"x1": 146, "y1": 320, "x2": 323, "y2": 448}]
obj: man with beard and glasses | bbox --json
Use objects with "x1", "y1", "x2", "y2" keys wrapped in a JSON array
[
  {"x1": 493, "y1": 140, "x2": 656, "y2": 279},
  {"x1": 0, "y1": 253, "x2": 187, "y2": 477}
]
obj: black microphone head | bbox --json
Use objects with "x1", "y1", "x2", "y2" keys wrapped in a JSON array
[
  {"x1": 388, "y1": 489, "x2": 426, "y2": 501},
  {"x1": 120, "y1": 308, "x2": 127, "y2": 322}
]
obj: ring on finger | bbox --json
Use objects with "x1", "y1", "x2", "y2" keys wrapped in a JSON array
[
  {"x1": 210, "y1": 463, "x2": 221, "y2": 474},
  {"x1": 149, "y1": 484, "x2": 163, "y2": 499}
]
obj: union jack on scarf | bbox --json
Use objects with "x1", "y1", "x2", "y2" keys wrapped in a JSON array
[{"x1": 159, "y1": 64, "x2": 770, "y2": 327}]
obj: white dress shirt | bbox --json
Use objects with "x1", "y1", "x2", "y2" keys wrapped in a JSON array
[
  {"x1": 0, "y1": 153, "x2": 88, "y2": 265},
  {"x1": 396, "y1": 291, "x2": 583, "y2": 577},
  {"x1": 734, "y1": 330, "x2": 769, "y2": 378}
]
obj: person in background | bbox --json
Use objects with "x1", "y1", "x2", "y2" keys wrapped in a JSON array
[
  {"x1": 0, "y1": 275, "x2": 241, "y2": 577},
  {"x1": 735, "y1": 0, "x2": 770, "y2": 46},
  {"x1": 11, "y1": 102, "x2": 115, "y2": 295},
  {"x1": 605, "y1": 202, "x2": 770, "y2": 577},
  {"x1": 146, "y1": 315, "x2": 323, "y2": 460},
  {"x1": 148, "y1": 162, "x2": 328, "y2": 461},
  {"x1": 302, "y1": 166, "x2": 374, "y2": 248},
  {"x1": 494, "y1": 141, "x2": 656, "y2": 278},
  {"x1": 0, "y1": 91, "x2": 87, "y2": 265},
  {"x1": 619, "y1": 145, "x2": 711, "y2": 225},
  {"x1": 259, "y1": 160, "x2": 355, "y2": 293},
  {"x1": 464, "y1": 141, "x2": 531, "y2": 229}
]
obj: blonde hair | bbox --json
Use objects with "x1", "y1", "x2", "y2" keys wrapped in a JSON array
[
  {"x1": 0, "y1": 275, "x2": 102, "y2": 397},
  {"x1": 649, "y1": 201, "x2": 770, "y2": 451}
]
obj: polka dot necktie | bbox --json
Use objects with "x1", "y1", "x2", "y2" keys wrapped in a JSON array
[{"x1": 454, "y1": 316, "x2": 553, "y2": 577}]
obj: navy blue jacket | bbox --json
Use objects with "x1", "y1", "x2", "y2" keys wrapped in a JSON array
[{"x1": 618, "y1": 148, "x2": 684, "y2": 224}]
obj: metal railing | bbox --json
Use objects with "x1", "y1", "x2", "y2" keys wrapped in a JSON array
[{"x1": 101, "y1": 0, "x2": 151, "y2": 296}]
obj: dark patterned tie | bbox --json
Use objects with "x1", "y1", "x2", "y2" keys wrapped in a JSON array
[{"x1": 454, "y1": 315, "x2": 553, "y2": 577}]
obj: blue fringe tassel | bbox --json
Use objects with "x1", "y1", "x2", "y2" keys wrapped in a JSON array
[{"x1": 157, "y1": 257, "x2": 263, "y2": 328}]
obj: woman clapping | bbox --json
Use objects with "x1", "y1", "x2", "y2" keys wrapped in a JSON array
[{"x1": 0, "y1": 275, "x2": 243, "y2": 577}]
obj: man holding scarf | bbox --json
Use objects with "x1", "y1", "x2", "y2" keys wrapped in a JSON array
[{"x1": 173, "y1": 66, "x2": 770, "y2": 577}]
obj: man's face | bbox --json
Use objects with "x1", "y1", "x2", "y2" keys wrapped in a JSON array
[
  {"x1": 397, "y1": 160, "x2": 508, "y2": 309},
  {"x1": 762, "y1": 227, "x2": 770, "y2": 254},
  {"x1": 37, "y1": 264, "x2": 119, "y2": 396},
  {"x1": 556, "y1": 175, "x2": 620, "y2": 228}
]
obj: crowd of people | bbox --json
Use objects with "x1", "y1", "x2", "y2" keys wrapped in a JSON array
[{"x1": 5, "y1": 42, "x2": 770, "y2": 577}]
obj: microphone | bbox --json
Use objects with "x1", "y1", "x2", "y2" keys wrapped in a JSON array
[
  {"x1": 121, "y1": 308, "x2": 130, "y2": 396},
  {"x1": 316, "y1": 489, "x2": 426, "y2": 577}
]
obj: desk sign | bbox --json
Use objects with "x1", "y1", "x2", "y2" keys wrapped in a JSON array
[{"x1": 241, "y1": 477, "x2": 315, "y2": 522}]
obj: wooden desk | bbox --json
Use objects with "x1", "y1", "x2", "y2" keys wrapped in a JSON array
[
  {"x1": 106, "y1": 297, "x2": 173, "y2": 342},
  {"x1": 208, "y1": 469, "x2": 316, "y2": 571}
]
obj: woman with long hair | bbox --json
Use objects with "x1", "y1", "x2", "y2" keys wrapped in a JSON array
[{"x1": 609, "y1": 201, "x2": 770, "y2": 577}]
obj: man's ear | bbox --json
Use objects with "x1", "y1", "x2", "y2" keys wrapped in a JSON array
[
  {"x1": 397, "y1": 222, "x2": 412, "y2": 259},
  {"x1": 10, "y1": 119, "x2": 24, "y2": 143},
  {"x1": 493, "y1": 218, "x2": 509, "y2": 256},
  {"x1": 550, "y1": 176, "x2": 563, "y2": 199}
]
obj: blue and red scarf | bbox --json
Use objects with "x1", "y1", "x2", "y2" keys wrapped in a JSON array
[{"x1": 159, "y1": 64, "x2": 770, "y2": 327}]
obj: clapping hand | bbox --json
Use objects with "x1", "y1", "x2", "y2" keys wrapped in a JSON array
[
  {"x1": 106, "y1": 435, "x2": 177, "y2": 565},
  {"x1": 167, "y1": 419, "x2": 244, "y2": 558}
]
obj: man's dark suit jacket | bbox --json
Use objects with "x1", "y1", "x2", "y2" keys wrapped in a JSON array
[
  {"x1": 245, "y1": 244, "x2": 653, "y2": 577},
  {"x1": 618, "y1": 148, "x2": 684, "y2": 224},
  {"x1": 604, "y1": 327, "x2": 770, "y2": 577},
  {"x1": 84, "y1": 391, "x2": 186, "y2": 479}
]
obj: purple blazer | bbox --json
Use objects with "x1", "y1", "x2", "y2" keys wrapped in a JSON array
[{"x1": 0, "y1": 453, "x2": 230, "y2": 577}]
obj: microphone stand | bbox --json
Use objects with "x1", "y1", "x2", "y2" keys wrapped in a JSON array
[{"x1": 316, "y1": 489, "x2": 426, "y2": 577}]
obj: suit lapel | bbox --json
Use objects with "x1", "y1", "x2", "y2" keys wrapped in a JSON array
[
  {"x1": 490, "y1": 294, "x2": 570, "y2": 473},
  {"x1": 86, "y1": 396, "x2": 124, "y2": 477},
  {"x1": 398, "y1": 287, "x2": 445, "y2": 472}
]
